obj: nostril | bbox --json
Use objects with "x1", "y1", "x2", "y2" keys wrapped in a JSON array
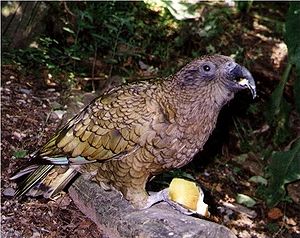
[{"x1": 226, "y1": 61, "x2": 235, "y2": 69}]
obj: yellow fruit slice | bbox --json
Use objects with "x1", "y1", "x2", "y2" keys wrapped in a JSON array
[
  {"x1": 168, "y1": 178, "x2": 200, "y2": 211},
  {"x1": 168, "y1": 178, "x2": 209, "y2": 216}
]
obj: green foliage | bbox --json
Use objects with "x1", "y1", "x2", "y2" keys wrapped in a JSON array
[
  {"x1": 265, "y1": 64, "x2": 292, "y2": 145},
  {"x1": 3, "y1": 1, "x2": 191, "y2": 83},
  {"x1": 249, "y1": 176, "x2": 267, "y2": 186},
  {"x1": 3, "y1": 2, "x2": 239, "y2": 84},
  {"x1": 16, "y1": 37, "x2": 65, "y2": 72},
  {"x1": 155, "y1": 0, "x2": 199, "y2": 20},
  {"x1": 285, "y1": 2, "x2": 300, "y2": 114},
  {"x1": 259, "y1": 2, "x2": 300, "y2": 207},
  {"x1": 266, "y1": 222, "x2": 280, "y2": 233},
  {"x1": 13, "y1": 150, "x2": 28, "y2": 159},
  {"x1": 264, "y1": 2, "x2": 300, "y2": 145},
  {"x1": 294, "y1": 71, "x2": 300, "y2": 115},
  {"x1": 199, "y1": 8, "x2": 232, "y2": 40},
  {"x1": 161, "y1": 169, "x2": 196, "y2": 181},
  {"x1": 63, "y1": 1, "x2": 186, "y2": 73},
  {"x1": 148, "y1": 169, "x2": 195, "y2": 189},
  {"x1": 264, "y1": 139, "x2": 300, "y2": 207},
  {"x1": 5, "y1": 1, "x2": 240, "y2": 82},
  {"x1": 236, "y1": 0, "x2": 253, "y2": 13},
  {"x1": 236, "y1": 193, "x2": 256, "y2": 208}
]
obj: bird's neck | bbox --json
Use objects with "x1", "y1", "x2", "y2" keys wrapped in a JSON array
[
  {"x1": 159, "y1": 80, "x2": 233, "y2": 145},
  {"x1": 176, "y1": 95, "x2": 221, "y2": 138}
]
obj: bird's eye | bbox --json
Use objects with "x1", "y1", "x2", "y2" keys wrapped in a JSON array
[{"x1": 203, "y1": 65, "x2": 211, "y2": 72}]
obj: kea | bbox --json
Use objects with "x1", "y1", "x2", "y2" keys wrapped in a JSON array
[{"x1": 11, "y1": 55, "x2": 256, "y2": 209}]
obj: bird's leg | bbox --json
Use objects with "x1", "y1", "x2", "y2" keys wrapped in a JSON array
[
  {"x1": 95, "y1": 173, "x2": 197, "y2": 215},
  {"x1": 120, "y1": 186, "x2": 149, "y2": 209},
  {"x1": 121, "y1": 187, "x2": 168, "y2": 209}
]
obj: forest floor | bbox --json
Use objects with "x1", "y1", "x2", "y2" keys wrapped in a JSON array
[
  {"x1": 1, "y1": 66, "x2": 102, "y2": 237},
  {"x1": 1, "y1": 3, "x2": 300, "y2": 238}
]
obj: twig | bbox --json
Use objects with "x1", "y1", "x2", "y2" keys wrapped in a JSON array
[
  {"x1": 108, "y1": 22, "x2": 123, "y2": 78},
  {"x1": 91, "y1": 42, "x2": 97, "y2": 92},
  {"x1": 63, "y1": 2, "x2": 75, "y2": 16}
]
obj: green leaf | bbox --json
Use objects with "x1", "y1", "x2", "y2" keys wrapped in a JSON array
[
  {"x1": 167, "y1": 169, "x2": 195, "y2": 181},
  {"x1": 273, "y1": 98, "x2": 291, "y2": 145},
  {"x1": 236, "y1": 193, "x2": 256, "y2": 208},
  {"x1": 266, "y1": 222, "x2": 280, "y2": 233},
  {"x1": 285, "y1": 2, "x2": 300, "y2": 64},
  {"x1": 13, "y1": 150, "x2": 28, "y2": 159},
  {"x1": 249, "y1": 176, "x2": 268, "y2": 186},
  {"x1": 265, "y1": 139, "x2": 300, "y2": 207},
  {"x1": 265, "y1": 63, "x2": 292, "y2": 124},
  {"x1": 63, "y1": 27, "x2": 75, "y2": 34},
  {"x1": 285, "y1": 2, "x2": 300, "y2": 114},
  {"x1": 159, "y1": 0, "x2": 200, "y2": 20},
  {"x1": 294, "y1": 66, "x2": 300, "y2": 114},
  {"x1": 70, "y1": 56, "x2": 81, "y2": 61},
  {"x1": 236, "y1": 1, "x2": 253, "y2": 13},
  {"x1": 265, "y1": 64, "x2": 292, "y2": 145}
]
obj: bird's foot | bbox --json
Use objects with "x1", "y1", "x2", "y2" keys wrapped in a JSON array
[
  {"x1": 143, "y1": 189, "x2": 195, "y2": 215},
  {"x1": 143, "y1": 188, "x2": 168, "y2": 209}
]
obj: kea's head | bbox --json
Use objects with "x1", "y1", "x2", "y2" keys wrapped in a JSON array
[{"x1": 172, "y1": 55, "x2": 256, "y2": 106}]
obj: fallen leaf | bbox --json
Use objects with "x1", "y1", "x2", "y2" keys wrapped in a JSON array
[
  {"x1": 236, "y1": 194, "x2": 256, "y2": 208},
  {"x1": 287, "y1": 181, "x2": 300, "y2": 203},
  {"x1": 249, "y1": 175, "x2": 268, "y2": 186},
  {"x1": 215, "y1": 183, "x2": 222, "y2": 192},
  {"x1": 285, "y1": 217, "x2": 297, "y2": 226},
  {"x1": 267, "y1": 207, "x2": 283, "y2": 220}
]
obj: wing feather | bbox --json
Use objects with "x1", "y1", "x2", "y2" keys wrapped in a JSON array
[{"x1": 35, "y1": 83, "x2": 159, "y2": 165}]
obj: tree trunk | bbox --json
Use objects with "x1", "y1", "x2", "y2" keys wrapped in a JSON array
[{"x1": 2, "y1": 1, "x2": 49, "y2": 48}]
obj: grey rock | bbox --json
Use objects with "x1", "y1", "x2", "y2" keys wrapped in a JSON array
[
  {"x1": 19, "y1": 88, "x2": 32, "y2": 94},
  {"x1": 69, "y1": 177, "x2": 237, "y2": 238},
  {"x1": 3, "y1": 187, "x2": 16, "y2": 197}
]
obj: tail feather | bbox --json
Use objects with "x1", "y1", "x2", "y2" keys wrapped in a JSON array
[
  {"x1": 11, "y1": 164, "x2": 80, "y2": 199},
  {"x1": 44, "y1": 167, "x2": 78, "y2": 198},
  {"x1": 13, "y1": 165, "x2": 54, "y2": 198},
  {"x1": 10, "y1": 164, "x2": 39, "y2": 180}
]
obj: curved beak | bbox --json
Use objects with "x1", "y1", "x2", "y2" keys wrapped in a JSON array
[
  {"x1": 229, "y1": 63, "x2": 257, "y2": 99},
  {"x1": 238, "y1": 66, "x2": 257, "y2": 99}
]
